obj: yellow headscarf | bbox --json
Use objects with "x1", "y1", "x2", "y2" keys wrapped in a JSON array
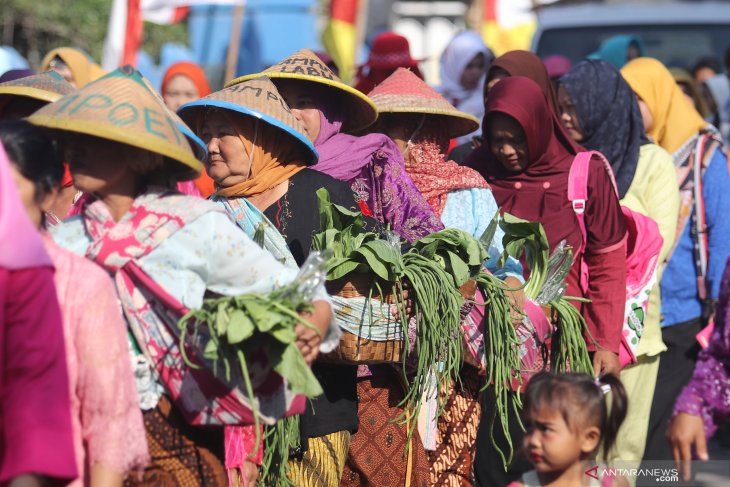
[
  {"x1": 41, "y1": 47, "x2": 105, "y2": 88},
  {"x1": 214, "y1": 111, "x2": 306, "y2": 198},
  {"x1": 621, "y1": 57, "x2": 708, "y2": 154}
]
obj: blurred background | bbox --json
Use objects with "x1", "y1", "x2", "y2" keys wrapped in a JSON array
[{"x1": 2, "y1": 0, "x2": 730, "y2": 90}]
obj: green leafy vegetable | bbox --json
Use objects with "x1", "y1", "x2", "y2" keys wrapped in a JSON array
[{"x1": 499, "y1": 213, "x2": 550, "y2": 299}]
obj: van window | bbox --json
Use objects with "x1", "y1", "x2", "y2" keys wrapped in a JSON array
[{"x1": 536, "y1": 25, "x2": 730, "y2": 69}]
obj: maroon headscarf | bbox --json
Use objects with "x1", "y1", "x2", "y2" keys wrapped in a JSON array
[
  {"x1": 487, "y1": 50, "x2": 562, "y2": 119},
  {"x1": 475, "y1": 76, "x2": 583, "y2": 252}
]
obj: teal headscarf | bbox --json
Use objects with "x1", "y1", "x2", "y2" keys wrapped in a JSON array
[{"x1": 588, "y1": 35, "x2": 646, "y2": 70}]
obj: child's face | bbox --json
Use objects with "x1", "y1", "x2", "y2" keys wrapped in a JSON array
[{"x1": 523, "y1": 406, "x2": 599, "y2": 474}]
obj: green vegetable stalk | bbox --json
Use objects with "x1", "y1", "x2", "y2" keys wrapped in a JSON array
[
  {"x1": 499, "y1": 213, "x2": 550, "y2": 299},
  {"x1": 475, "y1": 270, "x2": 524, "y2": 470},
  {"x1": 177, "y1": 284, "x2": 324, "y2": 471},
  {"x1": 549, "y1": 297, "x2": 595, "y2": 375},
  {"x1": 260, "y1": 415, "x2": 300, "y2": 486}
]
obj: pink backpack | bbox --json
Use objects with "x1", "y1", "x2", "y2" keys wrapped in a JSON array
[{"x1": 568, "y1": 151, "x2": 664, "y2": 368}]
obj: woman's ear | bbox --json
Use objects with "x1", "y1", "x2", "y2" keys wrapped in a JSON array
[
  {"x1": 40, "y1": 185, "x2": 60, "y2": 214},
  {"x1": 580, "y1": 425, "x2": 601, "y2": 455}
]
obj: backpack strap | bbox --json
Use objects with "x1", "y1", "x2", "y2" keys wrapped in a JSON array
[
  {"x1": 568, "y1": 151, "x2": 619, "y2": 292},
  {"x1": 568, "y1": 151, "x2": 618, "y2": 249},
  {"x1": 690, "y1": 134, "x2": 712, "y2": 318},
  {"x1": 567, "y1": 152, "x2": 591, "y2": 251}
]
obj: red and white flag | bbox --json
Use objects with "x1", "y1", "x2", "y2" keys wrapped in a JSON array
[{"x1": 102, "y1": 0, "x2": 245, "y2": 70}]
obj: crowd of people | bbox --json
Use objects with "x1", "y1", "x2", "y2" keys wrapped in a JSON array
[{"x1": 1, "y1": 28, "x2": 730, "y2": 487}]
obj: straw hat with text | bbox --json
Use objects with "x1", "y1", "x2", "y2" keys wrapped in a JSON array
[
  {"x1": 178, "y1": 76, "x2": 318, "y2": 165},
  {"x1": 226, "y1": 49, "x2": 377, "y2": 133},
  {"x1": 27, "y1": 65, "x2": 202, "y2": 181},
  {"x1": 369, "y1": 67, "x2": 479, "y2": 139}
]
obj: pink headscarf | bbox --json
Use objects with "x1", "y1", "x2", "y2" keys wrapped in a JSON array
[{"x1": 0, "y1": 141, "x2": 52, "y2": 269}]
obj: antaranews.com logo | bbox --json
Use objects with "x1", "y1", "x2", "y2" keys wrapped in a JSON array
[
  {"x1": 585, "y1": 465, "x2": 679, "y2": 483},
  {"x1": 584, "y1": 460, "x2": 729, "y2": 486}
]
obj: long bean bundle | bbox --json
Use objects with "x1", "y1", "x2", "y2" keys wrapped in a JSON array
[
  {"x1": 474, "y1": 270, "x2": 523, "y2": 469},
  {"x1": 549, "y1": 297, "x2": 594, "y2": 374},
  {"x1": 397, "y1": 251, "x2": 465, "y2": 446}
]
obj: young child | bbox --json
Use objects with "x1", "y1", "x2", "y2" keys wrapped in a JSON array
[{"x1": 509, "y1": 372, "x2": 628, "y2": 487}]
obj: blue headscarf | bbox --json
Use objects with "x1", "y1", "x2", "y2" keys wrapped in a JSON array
[
  {"x1": 560, "y1": 60, "x2": 649, "y2": 199},
  {"x1": 588, "y1": 35, "x2": 645, "y2": 70}
]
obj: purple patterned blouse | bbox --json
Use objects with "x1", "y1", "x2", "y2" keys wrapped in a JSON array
[
  {"x1": 674, "y1": 259, "x2": 730, "y2": 437},
  {"x1": 349, "y1": 149, "x2": 444, "y2": 242}
]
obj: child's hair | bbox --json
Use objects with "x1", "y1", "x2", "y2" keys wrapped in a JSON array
[{"x1": 523, "y1": 372, "x2": 628, "y2": 461}]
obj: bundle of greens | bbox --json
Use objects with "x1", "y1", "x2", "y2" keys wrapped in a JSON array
[
  {"x1": 178, "y1": 291, "x2": 323, "y2": 398},
  {"x1": 260, "y1": 415, "x2": 299, "y2": 486},
  {"x1": 397, "y1": 251, "x2": 466, "y2": 443},
  {"x1": 474, "y1": 268, "x2": 524, "y2": 469},
  {"x1": 177, "y1": 255, "x2": 326, "y2": 479},
  {"x1": 312, "y1": 189, "x2": 481, "y2": 451},
  {"x1": 479, "y1": 213, "x2": 595, "y2": 469},
  {"x1": 499, "y1": 213, "x2": 550, "y2": 299},
  {"x1": 411, "y1": 228, "x2": 487, "y2": 287},
  {"x1": 497, "y1": 213, "x2": 593, "y2": 374},
  {"x1": 311, "y1": 189, "x2": 403, "y2": 282}
]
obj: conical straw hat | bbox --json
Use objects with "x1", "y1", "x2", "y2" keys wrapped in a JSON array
[
  {"x1": 226, "y1": 49, "x2": 377, "y2": 133},
  {"x1": 0, "y1": 71, "x2": 75, "y2": 105},
  {"x1": 369, "y1": 68, "x2": 480, "y2": 139},
  {"x1": 178, "y1": 76, "x2": 318, "y2": 165},
  {"x1": 27, "y1": 65, "x2": 202, "y2": 180},
  {"x1": 138, "y1": 73, "x2": 208, "y2": 161}
]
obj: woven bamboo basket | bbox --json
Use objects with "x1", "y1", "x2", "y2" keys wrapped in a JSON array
[
  {"x1": 321, "y1": 276, "x2": 479, "y2": 365},
  {"x1": 321, "y1": 274, "x2": 404, "y2": 364}
]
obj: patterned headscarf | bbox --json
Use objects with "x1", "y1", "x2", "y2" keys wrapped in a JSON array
[
  {"x1": 401, "y1": 116, "x2": 489, "y2": 216},
  {"x1": 559, "y1": 60, "x2": 649, "y2": 199}
]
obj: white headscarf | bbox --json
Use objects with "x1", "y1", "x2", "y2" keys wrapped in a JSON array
[{"x1": 438, "y1": 31, "x2": 493, "y2": 143}]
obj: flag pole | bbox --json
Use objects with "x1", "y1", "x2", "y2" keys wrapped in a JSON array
[{"x1": 224, "y1": 3, "x2": 246, "y2": 83}]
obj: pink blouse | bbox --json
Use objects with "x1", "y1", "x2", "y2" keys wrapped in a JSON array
[{"x1": 44, "y1": 237, "x2": 148, "y2": 485}]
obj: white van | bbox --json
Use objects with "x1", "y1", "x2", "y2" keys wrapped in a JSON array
[{"x1": 531, "y1": 1, "x2": 730, "y2": 69}]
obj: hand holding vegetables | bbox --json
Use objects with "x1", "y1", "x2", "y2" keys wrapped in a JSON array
[
  {"x1": 503, "y1": 275, "x2": 525, "y2": 326},
  {"x1": 593, "y1": 350, "x2": 621, "y2": 377},
  {"x1": 295, "y1": 300, "x2": 332, "y2": 364}
]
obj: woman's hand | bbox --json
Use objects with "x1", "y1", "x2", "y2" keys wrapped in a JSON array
[
  {"x1": 503, "y1": 276, "x2": 525, "y2": 326},
  {"x1": 667, "y1": 412, "x2": 709, "y2": 481},
  {"x1": 295, "y1": 300, "x2": 332, "y2": 364},
  {"x1": 391, "y1": 280, "x2": 415, "y2": 318},
  {"x1": 592, "y1": 350, "x2": 621, "y2": 377}
]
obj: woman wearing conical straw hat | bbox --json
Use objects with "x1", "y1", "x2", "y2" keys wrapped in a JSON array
[
  {"x1": 229, "y1": 49, "x2": 443, "y2": 243},
  {"x1": 29, "y1": 65, "x2": 332, "y2": 486},
  {"x1": 368, "y1": 67, "x2": 527, "y2": 486},
  {"x1": 179, "y1": 76, "x2": 387, "y2": 487},
  {"x1": 0, "y1": 70, "x2": 83, "y2": 223},
  {"x1": 228, "y1": 50, "x2": 443, "y2": 487},
  {"x1": 1, "y1": 119, "x2": 148, "y2": 487}
]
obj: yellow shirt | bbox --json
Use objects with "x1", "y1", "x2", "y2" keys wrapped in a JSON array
[{"x1": 620, "y1": 143, "x2": 680, "y2": 356}]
